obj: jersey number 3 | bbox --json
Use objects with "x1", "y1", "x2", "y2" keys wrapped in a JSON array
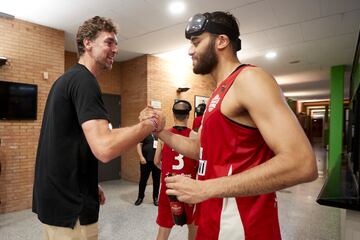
[{"x1": 172, "y1": 154, "x2": 184, "y2": 170}]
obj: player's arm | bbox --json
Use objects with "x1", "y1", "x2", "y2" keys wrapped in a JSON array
[
  {"x1": 136, "y1": 142, "x2": 146, "y2": 164},
  {"x1": 157, "y1": 128, "x2": 200, "y2": 160},
  {"x1": 82, "y1": 118, "x2": 156, "y2": 163},
  {"x1": 189, "y1": 129, "x2": 198, "y2": 139},
  {"x1": 154, "y1": 140, "x2": 163, "y2": 169}
]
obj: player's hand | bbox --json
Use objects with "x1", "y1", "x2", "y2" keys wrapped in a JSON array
[
  {"x1": 154, "y1": 110, "x2": 166, "y2": 132},
  {"x1": 165, "y1": 174, "x2": 207, "y2": 204},
  {"x1": 139, "y1": 107, "x2": 159, "y2": 130},
  {"x1": 139, "y1": 107, "x2": 158, "y2": 122}
]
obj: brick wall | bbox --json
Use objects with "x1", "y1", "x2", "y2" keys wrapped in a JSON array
[
  {"x1": 0, "y1": 18, "x2": 64, "y2": 213},
  {"x1": 118, "y1": 56, "x2": 147, "y2": 181}
]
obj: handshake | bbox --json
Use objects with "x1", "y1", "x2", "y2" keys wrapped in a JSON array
[{"x1": 138, "y1": 105, "x2": 166, "y2": 133}]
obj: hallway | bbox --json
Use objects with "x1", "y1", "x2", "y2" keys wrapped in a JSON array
[{"x1": 0, "y1": 144, "x2": 340, "y2": 240}]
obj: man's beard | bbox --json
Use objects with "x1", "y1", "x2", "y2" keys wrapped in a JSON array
[
  {"x1": 97, "y1": 61, "x2": 112, "y2": 71},
  {"x1": 193, "y1": 38, "x2": 218, "y2": 75},
  {"x1": 103, "y1": 62, "x2": 112, "y2": 70},
  {"x1": 95, "y1": 55, "x2": 113, "y2": 71}
]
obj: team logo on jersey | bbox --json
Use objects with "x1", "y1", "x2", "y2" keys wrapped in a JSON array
[
  {"x1": 198, "y1": 159, "x2": 207, "y2": 176},
  {"x1": 208, "y1": 94, "x2": 220, "y2": 112}
]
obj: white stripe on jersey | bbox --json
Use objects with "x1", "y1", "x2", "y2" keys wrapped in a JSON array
[{"x1": 218, "y1": 165, "x2": 245, "y2": 240}]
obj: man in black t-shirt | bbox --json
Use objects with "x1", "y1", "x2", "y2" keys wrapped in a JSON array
[
  {"x1": 134, "y1": 134, "x2": 161, "y2": 206},
  {"x1": 32, "y1": 16, "x2": 163, "y2": 240}
]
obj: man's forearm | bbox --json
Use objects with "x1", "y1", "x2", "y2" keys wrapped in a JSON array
[
  {"x1": 102, "y1": 121, "x2": 154, "y2": 162},
  {"x1": 158, "y1": 129, "x2": 200, "y2": 160},
  {"x1": 136, "y1": 144, "x2": 144, "y2": 159},
  {"x1": 203, "y1": 152, "x2": 317, "y2": 199}
]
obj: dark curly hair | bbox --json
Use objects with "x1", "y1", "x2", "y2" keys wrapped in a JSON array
[
  {"x1": 209, "y1": 11, "x2": 240, "y2": 54},
  {"x1": 76, "y1": 16, "x2": 117, "y2": 56}
]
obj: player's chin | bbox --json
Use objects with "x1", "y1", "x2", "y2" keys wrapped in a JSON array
[{"x1": 104, "y1": 62, "x2": 113, "y2": 70}]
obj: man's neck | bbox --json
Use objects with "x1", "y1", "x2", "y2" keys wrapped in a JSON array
[
  {"x1": 174, "y1": 119, "x2": 187, "y2": 127},
  {"x1": 78, "y1": 55, "x2": 103, "y2": 77},
  {"x1": 211, "y1": 57, "x2": 241, "y2": 87}
]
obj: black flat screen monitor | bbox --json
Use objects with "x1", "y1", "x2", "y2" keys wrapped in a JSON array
[{"x1": 0, "y1": 81, "x2": 37, "y2": 120}]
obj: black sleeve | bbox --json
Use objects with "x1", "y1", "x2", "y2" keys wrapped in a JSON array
[{"x1": 69, "y1": 70, "x2": 109, "y2": 125}]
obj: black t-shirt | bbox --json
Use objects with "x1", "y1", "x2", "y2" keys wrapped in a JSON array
[
  {"x1": 141, "y1": 134, "x2": 157, "y2": 162},
  {"x1": 32, "y1": 63, "x2": 109, "y2": 228}
]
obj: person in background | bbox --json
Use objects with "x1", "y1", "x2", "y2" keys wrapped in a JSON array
[
  {"x1": 154, "y1": 100, "x2": 198, "y2": 240},
  {"x1": 152, "y1": 11, "x2": 317, "y2": 239},
  {"x1": 192, "y1": 103, "x2": 206, "y2": 132},
  {"x1": 134, "y1": 134, "x2": 161, "y2": 206},
  {"x1": 32, "y1": 16, "x2": 160, "y2": 240}
]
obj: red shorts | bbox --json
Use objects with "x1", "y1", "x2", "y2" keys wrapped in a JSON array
[{"x1": 156, "y1": 184, "x2": 194, "y2": 228}]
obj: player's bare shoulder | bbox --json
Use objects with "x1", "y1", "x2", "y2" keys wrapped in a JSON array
[
  {"x1": 234, "y1": 66, "x2": 283, "y2": 101},
  {"x1": 235, "y1": 66, "x2": 277, "y2": 88}
]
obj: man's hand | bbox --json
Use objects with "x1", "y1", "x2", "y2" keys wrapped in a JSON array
[
  {"x1": 165, "y1": 174, "x2": 207, "y2": 204},
  {"x1": 139, "y1": 106, "x2": 157, "y2": 121},
  {"x1": 140, "y1": 156, "x2": 146, "y2": 165},
  {"x1": 139, "y1": 107, "x2": 162, "y2": 132},
  {"x1": 98, "y1": 185, "x2": 106, "y2": 205},
  {"x1": 139, "y1": 106, "x2": 166, "y2": 132},
  {"x1": 154, "y1": 110, "x2": 166, "y2": 133}
]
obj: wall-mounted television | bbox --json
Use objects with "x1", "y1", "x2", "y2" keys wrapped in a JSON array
[{"x1": 0, "y1": 81, "x2": 38, "y2": 120}]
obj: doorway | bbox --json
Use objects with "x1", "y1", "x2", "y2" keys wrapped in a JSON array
[
  {"x1": 98, "y1": 94, "x2": 121, "y2": 182},
  {"x1": 311, "y1": 118, "x2": 323, "y2": 138}
]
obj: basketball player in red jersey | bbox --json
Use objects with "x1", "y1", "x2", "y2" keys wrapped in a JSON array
[
  {"x1": 151, "y1": 11, "x2": 318, "y2": 240},
  {"x1": 154, "y1": 100, "x2": 198, "y2": 240}
]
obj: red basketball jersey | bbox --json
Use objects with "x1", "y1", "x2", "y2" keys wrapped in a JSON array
[
  {"x1": 195, "y1": 65, "x2": 281, "y2": 240},
  {"x1": 161, "y1": 127, "x2": 197, "y2": 181},
  {"x1": 157, "y1": 126, "x2": 198, "y2": 228},
  {"x1": 192, "y1": 116, "x2": 203, "y2": 130}
]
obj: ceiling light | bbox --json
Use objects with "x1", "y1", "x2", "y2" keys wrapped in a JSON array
[
  {"x1": 265, "y1": 51, "x2": 277, "y2": 59},
  {"x1": 169, "y1": 1, "x2": 185, "y2": 15}
]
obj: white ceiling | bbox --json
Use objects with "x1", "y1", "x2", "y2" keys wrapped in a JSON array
[{"x1": 1, "y1": 0, "x2": 360, "y2": 101}]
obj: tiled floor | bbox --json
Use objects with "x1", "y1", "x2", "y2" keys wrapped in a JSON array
[{"x1": 0, "y1": 143, "x2": 340, "y2": 240}]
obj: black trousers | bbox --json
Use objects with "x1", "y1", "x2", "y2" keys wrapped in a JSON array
[{"x1": 137, "y1": 161, "x2": 161, "y2": 200}]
